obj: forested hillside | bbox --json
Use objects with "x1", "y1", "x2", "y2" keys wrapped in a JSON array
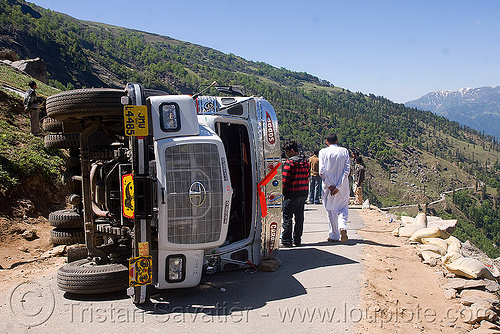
[{"x1": 1, "y1": 0, "x2": 500, "y2": 256}]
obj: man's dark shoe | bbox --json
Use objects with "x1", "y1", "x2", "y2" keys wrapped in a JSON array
[
  {"x1": 340, "y1": 229, "x2": 348, "y2": 243},
  {"x1": 280, "y1": 243, "x2": 292, "y2": 248},
  {"x1": 294, "y1": 241, "x2": 301, "y2": 247}
]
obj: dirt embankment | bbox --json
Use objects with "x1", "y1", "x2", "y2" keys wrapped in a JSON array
[
  {"x1": 0, "y1": 210, "x2": 64, "y2": 292},
  {"x1": 0, "y1": 174, "x2": 67, "y2": 290},
  {"x1": 355, "y1": 209, "x2": 498, "y2": 333}
]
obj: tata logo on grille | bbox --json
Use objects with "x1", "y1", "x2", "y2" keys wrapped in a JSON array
[{"x1": 189, "y1": 181, "x2": 206, "y2": 207}]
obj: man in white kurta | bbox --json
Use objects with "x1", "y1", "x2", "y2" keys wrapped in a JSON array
[{"x1": 319, "y1": 134, "x2": 351, "y2": 242}]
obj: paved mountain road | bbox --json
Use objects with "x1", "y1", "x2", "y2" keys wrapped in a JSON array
[{"x1": 1, "y1": 204, "x2": 365, "y2": 334}]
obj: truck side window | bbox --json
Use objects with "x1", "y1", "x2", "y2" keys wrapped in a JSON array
[
  {"x1": 160, "y1": 103, "x2": 181, "y2": 131},
  {"x1": 227, "y1": 104, "x2": 243, "y2": 115}
]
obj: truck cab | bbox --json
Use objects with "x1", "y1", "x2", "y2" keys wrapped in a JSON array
[{"x1": 46, "y1": 83, "x2": 282, "y2": 303}]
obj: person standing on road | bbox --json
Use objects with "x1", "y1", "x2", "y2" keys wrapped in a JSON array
[
  {"x1": 352, "y1": 156, "x2": 366, "y2": 205},
  {"x1": 319, "y1": 133, "x2": 350, "y2": 243},
  {"x1": 308, "y1": 150, "x2": 322, "y2": 204},
  {"x1": 351, "y1": 150, "x2": 366, "y2": 168},
  {"x1": 23, "y1": 81, "x2": 40, "y2": 136},
  {"x1": 281, "y1": 140, "x2": 309, "y2": 247}
]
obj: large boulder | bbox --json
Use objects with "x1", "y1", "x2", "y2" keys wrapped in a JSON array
[
  {"x1": 0, "y1": 48, "x2": 18, "y2": 61},
  {"x1": 460, "y1": 289, "x2": 499, "y2": 308},
  {"x1": 443, "y1": 278, "x2": 500, "y2": 293},
  {"x1": 10, "y1": 57, "x2": 47, "y2": 83},
  {"x1": 469, "y1": 321, "x2": 500, "y2": 334},
  {"x1": 464, "y1": 301, "x2": 498, "y2": 324}
]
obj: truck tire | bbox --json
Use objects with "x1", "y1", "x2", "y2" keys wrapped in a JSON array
[
  {"x1": 46, "y1": 88, "x2": 125, "y2": 121},
  {"x1": 57, "y1": 259, "x2": 129, "y2": 294},
  {"x1": 50, "y1": 228, "x2": 85, "y2": 245},
  {"x1": 44, "y1": 133, "x2": 80, "y2": 149},
  {"x1": 42, "y1": 117, "x2": 63, "y2": 132},
  {"x1": 66, "y1": 244, "x2": 88, "y2": 263},
  {"x1": 48, "y1": 209, "x2": 83, "y2": 228}
]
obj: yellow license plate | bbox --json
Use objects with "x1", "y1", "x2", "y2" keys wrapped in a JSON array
[
  {"x1": 123, "y1": 105, "x2": 148, "y2": 136},
  {"x1": 129, "y1": 256, "x2": 152, "y2": 287}
]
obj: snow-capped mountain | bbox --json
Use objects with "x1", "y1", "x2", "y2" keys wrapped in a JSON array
[{"x1": 405, "y1": 86, "x2": 500, "y2": 140}]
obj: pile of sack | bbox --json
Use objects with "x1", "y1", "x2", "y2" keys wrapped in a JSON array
[{"x1": 393, "y1": 213, "x2": 496, "y2": 281}]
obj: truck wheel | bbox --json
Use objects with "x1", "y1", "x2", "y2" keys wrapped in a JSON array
[
  {"x1": 48, "y1": 209, "x2": 83, "y2": 228},
  {"x1": 50, "y1": 228, "x2": 85, "y2": 245},
  {"x1": 42, "y1": 117, "x2": 63, "y2": 132},
  {"x1": 44, "y1": 133, "x2": 80, "y2": 149},
  {"x1": 46, "y1": 88, "x2": 125, "y2": 121},
  {"x1": 57, "y1": 259, "x2": 129, "y2": 294},
  {"x1": 66, "y1": 244, "x2": 88, "y2": 263}
]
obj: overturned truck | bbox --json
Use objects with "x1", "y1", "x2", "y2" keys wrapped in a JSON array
[{"x1": 45, "y1": 83, "x2": 282, "y2": 304}]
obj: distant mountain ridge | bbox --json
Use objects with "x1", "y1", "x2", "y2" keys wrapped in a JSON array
[{"x1": 405, "y1": 86, "x2": 500, "y2": 141}]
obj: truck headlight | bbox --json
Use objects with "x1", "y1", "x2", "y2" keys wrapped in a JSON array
[
  {"x1": 160, "y1": 103, "x2": 181, "y2": 131},
  {"x1": 166, "y1": 254, "x2": 186, "y2": 282}
]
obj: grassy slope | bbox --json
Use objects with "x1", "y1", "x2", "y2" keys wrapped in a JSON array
[{"x1": 0, "y1": 64, "x2": 65, "y2": 202}]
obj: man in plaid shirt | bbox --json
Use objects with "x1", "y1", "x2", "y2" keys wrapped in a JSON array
[{"x1": 281, "y1": 140, "x2": 309, "y2": 247}]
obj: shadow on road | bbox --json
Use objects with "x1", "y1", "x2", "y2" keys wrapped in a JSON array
[
  {"x1": 304, "y1": 238, "x2": 398, "y2": 248},
  {"x1": 348, "y1": 238, "x2": 399, "y2": 248},
  {"x1": 63, "y1": 290, "x2": 129, "y2": 302},
  {"x1": 141, "y1": 246, "x2": 358, "y2": 315},
  {"x1": 60, "y1": 247, "x2": 358, "y2": 315},
  {"x1": 61, "y1": 247, "x2": 362, "y2": 315},
  {"x1": 61, "y1": 247, "x2": 358, "y2": 314}
]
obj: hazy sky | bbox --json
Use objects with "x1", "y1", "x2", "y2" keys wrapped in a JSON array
[{"x1": 30, "y1": 0, "x2": 500, "y2": 103}]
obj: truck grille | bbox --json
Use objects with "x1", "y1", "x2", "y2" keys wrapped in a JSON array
[{"x1": 165, "y1": 143, "x2": 223, "y2": 244}]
